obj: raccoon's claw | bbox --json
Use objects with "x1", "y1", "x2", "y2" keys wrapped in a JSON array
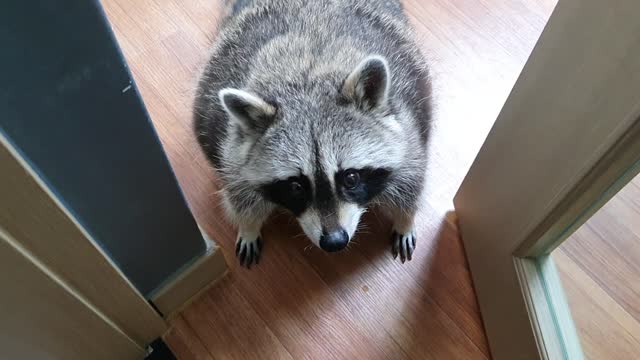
[
  {"x1": 235, "y1": 237, "x2": 262, "y2": 268},
  {"x1": 392, "y1": 231, "x2": 416, "y2": 263}
]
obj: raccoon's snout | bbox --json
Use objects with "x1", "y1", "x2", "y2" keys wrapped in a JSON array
[
  {"x1": 297, "y1": 204, "x2": 363, "y2": 251},
  {"x1": 319, "y1": 229, "x2": 349, "y2": 252}
]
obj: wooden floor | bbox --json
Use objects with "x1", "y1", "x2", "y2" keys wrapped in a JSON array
[
  {"x1": 555, "y1": 174, "x2": 640, "y2": 360},
  {"x1": 100, "y1": 0, "x2": 557, "y2": 359}
]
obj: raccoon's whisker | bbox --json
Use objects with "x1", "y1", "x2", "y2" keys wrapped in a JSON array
[
  {"x1": 213, "y1": 203, "x2": 225, "y2": 211},
  {"x1": 372, "y1": 210, "x2": 384, "y2": 223},
  {"x1": 322, "y1": 211, "x2": 336, "y2": 219},
  {"x1": 355, "y1": 229, "x2": 370, "y2": 235}
]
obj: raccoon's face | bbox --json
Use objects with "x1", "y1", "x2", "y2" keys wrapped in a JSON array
[{"x1": 220, "y1": 56, "x2": 405, "y2": 252}]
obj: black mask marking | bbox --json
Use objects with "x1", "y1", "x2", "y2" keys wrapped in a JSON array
[
  {"x1": 314, "y1": 166, "x2": 336, "y2": 214},
  {"x1": 336, "y1": 167, "x2": 391, "y2": 205},
  {"x1": 260, "y1": 175, "x2": 312, "y2": 216}
]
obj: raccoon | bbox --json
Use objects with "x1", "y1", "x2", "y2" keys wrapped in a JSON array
[{"x1": 194, "y1": 0, "x2": 431, "y2": 267}]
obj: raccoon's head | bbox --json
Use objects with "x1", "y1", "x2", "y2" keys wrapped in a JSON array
[{"x1": 219, "y1": 56, "x2": 406, "y2": 252}]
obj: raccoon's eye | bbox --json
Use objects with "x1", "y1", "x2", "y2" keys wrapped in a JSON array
[
  {"x1": 343, "y1": 170, "x2": 360, "y2": 189},
  {"x1": 290, "y1": 181, "x2": 304, "y2": 196}
]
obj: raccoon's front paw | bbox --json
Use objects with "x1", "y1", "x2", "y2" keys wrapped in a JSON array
[
  {"x1": 235, "y1": 236, "x2": 263, "y2": 269},
  {"x1": 391, "y1": 231, "x2": 416, "y2": 263}
]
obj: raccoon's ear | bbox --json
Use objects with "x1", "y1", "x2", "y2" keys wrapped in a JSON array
[
  {"x1": 219, "y1": 88, "x2": 276, "y2": 133},
  {"x1": 342, "y1": 56, "x2": 390, "y2": 111}
]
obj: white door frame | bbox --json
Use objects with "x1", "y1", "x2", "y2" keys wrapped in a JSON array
[
  {"x1": 0, "y1": 228, "x2": 145, "y2": 359},
  {"x1": 0, "y1": 132, "x2": 166, "y2": 349},
  {"x1": 1, "y1": 113, "x2": 228, "y2": 357},
  {"x1": 454, "y1": 0, "x2": 640, "y2": 359}
]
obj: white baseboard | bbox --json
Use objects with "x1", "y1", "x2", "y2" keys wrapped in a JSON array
[{"x1": 149, "y1": 231, "x2": 227, "y2": 319}]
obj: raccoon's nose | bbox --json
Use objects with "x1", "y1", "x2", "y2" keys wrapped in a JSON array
[{"x1": 319, "y1": 229, "x2": 349, "y2": 252}]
